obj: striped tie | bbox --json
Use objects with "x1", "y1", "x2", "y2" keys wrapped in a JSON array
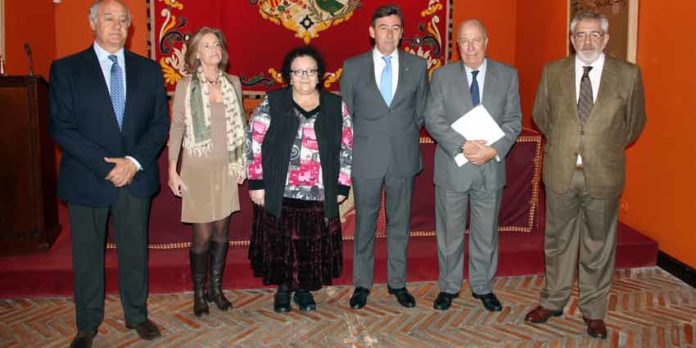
[
  {"x1": 577, "y1": 66, "x2": 593, "y2": 124},
  {"x1": 109, "y1": 55, "x2": 125, "y2": 130}
]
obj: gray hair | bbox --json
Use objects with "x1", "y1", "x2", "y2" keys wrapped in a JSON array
[
  {"x1": 459, "y1": 19, "x2": 488, "y2": 39},
  {"x1": 570, "y1": 12, "x2": 608, "y2": 34},
  {"x1": 88, "y1": 0, "x2": 132, "y2": 26}
]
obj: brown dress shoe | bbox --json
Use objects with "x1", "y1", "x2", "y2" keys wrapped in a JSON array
[
  {"x1": 583, "y1": 317, "x2": 608, "y2": 339},
  {"x1": 126, "y1": 319, "x2": 161, "y2": 340},
  {"x1": 524, "y1": 305, "x2": 563, "y2": 323}
]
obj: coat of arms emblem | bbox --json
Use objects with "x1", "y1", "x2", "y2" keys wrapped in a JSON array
[{"x1": 256, "y1": 0, "x2": 360, "y2": 44}]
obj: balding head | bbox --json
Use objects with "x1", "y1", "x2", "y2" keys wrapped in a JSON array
[{"x1": 457, "y1": 19, "x2": 488, "y2": 69}]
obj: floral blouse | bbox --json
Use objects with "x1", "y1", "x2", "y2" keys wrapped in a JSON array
[{"x1": 247, "y1": 96, "x2": 353, "y2": 201}]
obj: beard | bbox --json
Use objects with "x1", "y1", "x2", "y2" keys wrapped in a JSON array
[
  {"x1": 574, "y1": 41, "x2": 603, "y2": 64},
  {"x1": 577, "y1": 49, "x2": 602, "y2": 64}
]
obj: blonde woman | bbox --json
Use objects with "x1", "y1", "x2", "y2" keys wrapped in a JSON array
[{"x1": 168, "y1": 27, "x2": 246, "y2": 317}]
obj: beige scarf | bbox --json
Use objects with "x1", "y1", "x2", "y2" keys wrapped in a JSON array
[{"x1": 183, "y1": 69, "x2": 246, "y2": 177}]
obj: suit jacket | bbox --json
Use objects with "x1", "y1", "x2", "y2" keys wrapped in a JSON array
[
  {"x1": 49, "y1": 47, "x2": 169, "y2": 205},
  {"x1": 425, "y1": 59, "x2": 522, "y2": 191},
  {"x1": 532, "y1": 56, "x2": 646, "y2": 198},
  {"x1": 340, "y1": 49, "x2": 428, "y2": 178}
]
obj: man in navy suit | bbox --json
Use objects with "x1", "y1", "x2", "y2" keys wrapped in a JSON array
[{"x1": 48, "y1": 1, "x2": 168, "y2": 347}]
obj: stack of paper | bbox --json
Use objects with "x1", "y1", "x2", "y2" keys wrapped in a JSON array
[{"x1": 450, "y1": 105, "x2": 504, "y2": 166}]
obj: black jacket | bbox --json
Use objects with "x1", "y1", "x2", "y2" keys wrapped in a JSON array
[
  {"x1": 49, "y1": 47, "x2": 169, "y2": 205},
  {"x1": 248, "y1": 88, "x2": 349, "y2": 218}
]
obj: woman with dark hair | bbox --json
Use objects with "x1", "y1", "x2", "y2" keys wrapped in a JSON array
[
  {"x1": 247, "y1": 46, "x2": 353, "y2": 312},
  {"x1": 168, "y1": 27, "x2": 246, "y2": 317}
]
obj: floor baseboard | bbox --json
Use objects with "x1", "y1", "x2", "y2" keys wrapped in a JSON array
[{"x1": 657, "y1": 251, "x2": 696, "y2": 288}]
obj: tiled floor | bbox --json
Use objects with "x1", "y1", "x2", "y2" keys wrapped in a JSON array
[{"x1": 1, "y1": 267, "x2": 694, "y2": 347}]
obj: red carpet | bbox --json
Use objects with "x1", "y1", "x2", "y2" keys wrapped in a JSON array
[{"x1": 0, "y1": 204, "x2": 657, "y2": 298}]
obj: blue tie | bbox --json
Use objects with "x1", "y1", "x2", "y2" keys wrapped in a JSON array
[
  {"x1": 470, "y1": 70, "x2": 480, "y2": 106},
  {"x1": 379, "y1": 56, "x2": 393, "y2": 106},
  {"x1": 109, "y1": 55, "x2": 125, "y2": 130}
]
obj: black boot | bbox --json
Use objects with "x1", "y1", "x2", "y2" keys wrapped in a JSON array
[
  {"x1": 207, "y1": 241, "x2": 232, "y2": 310},
  {"x1": 274, "y1": 285, "x2": 292, "y2": 313},
  {"x1": 189, "y1": 251, "x2": 209, "y2": 317}
]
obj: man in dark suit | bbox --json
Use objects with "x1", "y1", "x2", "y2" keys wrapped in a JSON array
[
  {"x1": 48, "y1": 1, "x2": 169, "y2": 347},
  {"x1": 525, "y1": 12, "x2": 646, "y2": 339},
  {"x1": 340, "y1": 4, "x2": 428, "y2": 309},
  {"x1": 425, "y1": 19, "x2": 521, "y2": 312}
]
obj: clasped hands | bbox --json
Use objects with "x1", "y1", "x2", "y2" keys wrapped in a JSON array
[
  {"x1": 104, "y1": 157, "x2": 137, "y2": 187},
  {"x1": 462, "y1": 140, "x2": 497, "y2": 166}
]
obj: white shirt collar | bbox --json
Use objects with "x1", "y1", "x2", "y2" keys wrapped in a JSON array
[
  {"x1": 373, "y1": 47, "x2": 399, "y2": 61},
  {"x1": 93, "y1": 42, "x2": 125, "y2": 64},
  {"x1": 463, "y1": 58, "x2": 487, "y2": 76}
]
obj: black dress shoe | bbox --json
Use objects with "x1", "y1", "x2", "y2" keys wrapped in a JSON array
[
  {"x1": 125, "y1": 319, "x2": 161, "y2": 340},
  {"x1": 349, "y1": 287, "x2": 370, "y2": 309},
  {"x1": 274, "y1": 291, "x2": 292, "y2": 313},
  {"x1": 472, "y1": 292, "x2": 503, "y2": 312},
  {"x1": 433, "y1": 292, "x2": 459, "y2": 310},
  {"x1": 70, "y1": 330, "x2": 96, "y2": 348},
  {"x1": 388, "y1": 286, "x2": 416, "y2": 308},
  {"x1": 293, "y1": 290, "x2": 317, "y2": 311}
]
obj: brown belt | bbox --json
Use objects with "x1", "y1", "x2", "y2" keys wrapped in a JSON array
[{"x1": 575, "y1": 164, "x2": 584, "y2": 171}]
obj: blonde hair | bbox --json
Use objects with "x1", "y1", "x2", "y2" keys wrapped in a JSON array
[{"x1": 184, "y1": 27, "x2": 229, "y2": 74}]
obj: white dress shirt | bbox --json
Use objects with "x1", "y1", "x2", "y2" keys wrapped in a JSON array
[
  {"x1": 93, "y1": 42, "x2": 141, "y2": 170},
  {"x1": 372, "y1": 48, "x2": 399, "y2": 100},
  {"x1": 93, "y1": 42, "x2": 127, "y2": 96},
  {"x1": 464, "y1": 58, "x2": 488, "y2": 103},
  {"x1": 574, "y1": 53, "x2": 604, "y2": 103}
]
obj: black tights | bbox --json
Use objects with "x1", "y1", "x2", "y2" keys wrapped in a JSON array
[{"x1": 190, "y1": 216, "x2": 230, "y2": 254}]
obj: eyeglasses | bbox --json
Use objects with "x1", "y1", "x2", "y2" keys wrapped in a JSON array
[
  {"x1": 290, "y1": 69, "x2": 318, "y2": 78},
  {"x1": 573, "y1": 31, "x2": 604, "y2": 41}
]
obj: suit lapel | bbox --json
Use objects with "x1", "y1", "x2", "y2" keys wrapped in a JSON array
[
  {"x1": 391, "y1": 50, "x2": 408, "y2": 107},
  {"x1": 591, "y1": 57, "x2": 618, "y2": 122},
  {"x1": 458, "y1": 62, "x2": 474, "y2": 112},
  {"x1": 122, "y1": 51, "x2": 136, "y2": 132},
  {"x1": 85, "y1": 48, "x2": 121, "y2": 130},
  {"x1": 560, "y1": 57, "x2": 580, "y2": 125},
  {"x1": 481, "y1": 60, "x2": 497, "y2": 112},
  {"x1": 363, "y1": 53, "x2": 389, "y2": 110}
]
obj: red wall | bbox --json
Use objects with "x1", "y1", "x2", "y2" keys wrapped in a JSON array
[
  {"x1": 4, "y1": 0, "x2": 56, "y2": 78},
  {"x1": 450, "y1": 0, "x2": 517, "y2": 66},
  {"x1": 621, "y1": 1, "x2": 696, "y2": 269},
  {"x1": 514, "y1": 1, "x2": 568, "y2": 128},
  {"x1": 54, "y1": 0, "x2": 148, "y2": 60}
]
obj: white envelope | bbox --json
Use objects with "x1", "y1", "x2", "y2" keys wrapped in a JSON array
[{"x1": 451, "y1": 105, "x2": 505, "y2": 166}]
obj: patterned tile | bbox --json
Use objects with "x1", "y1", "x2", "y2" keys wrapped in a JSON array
[{"x1": 1, "y1": 267, "x2": 694, "y2": 347}]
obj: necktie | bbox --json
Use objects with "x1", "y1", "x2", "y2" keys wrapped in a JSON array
[
  {"x1": 109, "y1": 55, "x2": 125, "y2": 130},
  {"x1": 577, "y1": 66, "x2": 593, "y2": 124},
  {"x1": 379, "y1": 56, "x2": 393, "y2": 106},
  {"x1": 470, "y1": 70, "x2": 480, "y2": 106}
]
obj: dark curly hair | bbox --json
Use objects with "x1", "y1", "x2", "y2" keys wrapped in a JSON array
[{"x1": 280, "y1": 45, "x2": 326, "y2": 89}]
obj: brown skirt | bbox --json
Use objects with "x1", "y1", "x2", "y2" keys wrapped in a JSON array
[{"x1": 248, "y1": 198, "x2": 343, "y2": 291}]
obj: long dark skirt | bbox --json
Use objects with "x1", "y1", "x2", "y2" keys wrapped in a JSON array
[{"x1": 248, "y1": 198, "x2": 343, "y2": 292}]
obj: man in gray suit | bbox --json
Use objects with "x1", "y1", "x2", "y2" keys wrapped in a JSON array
[
  {"x1": 424, "y1": 19, "x2": 521, "y2": 311},
  {"x1": 340, "y1": 4, "x2": 429, "y2": 309}
]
